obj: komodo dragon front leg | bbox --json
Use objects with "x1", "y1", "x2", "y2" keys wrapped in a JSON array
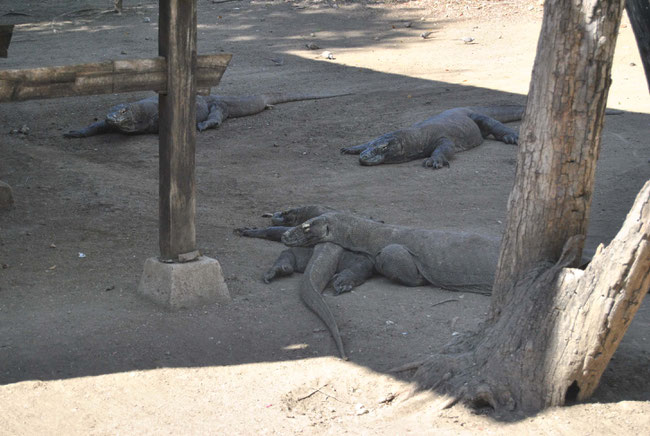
[
  {"x1": 63, "y1": 120, "x2": 113, "y2": 138},
  {"x1": 235, "y1": 206, "x2": 374, "y2": 293},
  {"x1": 423, "y1": 137, "x2": 455, "y2": 169},
  {"x1": 237, "y1": 226, "x2": 374, "y2": 293}
]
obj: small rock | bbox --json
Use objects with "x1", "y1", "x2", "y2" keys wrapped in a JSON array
[
  {"x1": 310, "y1": 32, "x2": 316, "y2": 37},
  {"x1": 404, "y1": 22, "x2": 412, "y2": 28},
  {"x1": 143, "y1": 17, "x2": 151, "y2": 23},
  {"x1": 378, "y1": 393, "x2": 397, "y2": 404},
  {"x1": 305, "y1": 42, "x2": 320, "y2": 50},
  {"x1": 420, "y1": 31, "x2": 433, "y2": 39},
  {"x1": 121, "y1": 50, "x2": 127, "y2": 55},
  {"x1": 269, "y1": 57, "x2": 284, "y2": 66},
  {"x1": 461, "y1": 36, "x2": 474, "y2": 44},
  {"x1": 321, "y1": 51, "x2": 334, "y2": 60},
  {"x1": 355, "y1": 403, "x2": 368, "y2": 415},
  {"x1": 630, "y1": 62, "x2": 636, "y2": 66}
]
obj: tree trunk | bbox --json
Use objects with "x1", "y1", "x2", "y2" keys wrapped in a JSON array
[
  {"x1": 406, "y1": 0, "x2": 650, "y2": 413},
  {"x1": 411, "y1": 182, "x2": 650, "y2": 412},
  {"x1": 491, "y1": 0, "x2": 625, "y2": 314}
]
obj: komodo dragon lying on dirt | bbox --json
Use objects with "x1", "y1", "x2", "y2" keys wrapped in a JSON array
[
  {"x1": 64, "y1": 92, "x2": 350, "y2": 137},
  {"x1": 340, "y1": 105, "x2": 523, "y2": 168},
  {"x1": 340, "y1": 105, "x2": 621, "y2": 168},
  {"x1": 239, "y1": 206, "x2": 501, "y2": 359},
  {"x1": 282, "y1": 211, "x2": 501, "y2": 295},
  {"x1": 278, "y1": 210, "x2": 502, "y2": 358},
  {"x1": 236, "y1": 206, "x2": 375, "y2": 360}
]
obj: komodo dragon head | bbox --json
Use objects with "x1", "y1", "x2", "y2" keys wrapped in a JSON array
[
  {"x1": 358, "y1": 132, "x2": 406, "y2": 166},
  {"x1": 281, "y1": 214, "x2": 333, "y2": 247},
  {"x1": 105, "y1": 102, "x2": 154, "y2": 133}
]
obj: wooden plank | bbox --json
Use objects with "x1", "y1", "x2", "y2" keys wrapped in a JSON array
[
  {"x1": 158, "y1": 0, "x2": 198, "y2": 261},
  {"x1": 0, "y1": 53, "x2": 231, "y2": 102},
  {"x1": 0, "y1": 25, "x2": 13, "y2": 58}
]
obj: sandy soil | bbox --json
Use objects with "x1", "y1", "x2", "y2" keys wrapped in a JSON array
[{"x1": 1, "y1": 0, "x2": 649, "y2": 434}]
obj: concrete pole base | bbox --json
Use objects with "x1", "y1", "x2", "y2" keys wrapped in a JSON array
[
  {"x1": 0, "y1": 181, "x2": 14, "y2": 209},
  {"x1": 137, "y1": 256, "x2": 230, "y2": 310}
]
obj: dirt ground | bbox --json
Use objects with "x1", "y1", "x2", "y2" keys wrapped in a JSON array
[{"x1": 1, "y1": 0, "x2": 649, "y2": 434}]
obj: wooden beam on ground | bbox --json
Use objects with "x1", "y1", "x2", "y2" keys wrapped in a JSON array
[
  {"x1": 0, "y1": 53, "x2": 231, "y2": 102},
  {"x1": 158, "y1": 0, "x2": 198, "y2": 261},
  {"x1": 0, "y1": 25, "x2": 13, "y2": 58}
]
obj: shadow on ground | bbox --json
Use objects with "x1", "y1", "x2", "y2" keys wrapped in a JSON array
[{"x1": 1, "y1": 0, "x2": 649, "y2": 421}]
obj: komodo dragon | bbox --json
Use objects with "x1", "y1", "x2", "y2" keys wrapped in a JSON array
[
  {"x1": 235, "y1": 205, "x2": 374, "y2": 293},
  {"x1": 276, "y1": 210, "x2": 501, "y2": 359},
  {"x1": 282, "y1": 211, "x2": 501, "y2": 295},
  {"x1": 64, "y1": 92, "x2": 350, "y2": 137},
  {"x1": 340, "y1": 105, "x2": 621, "y2": 168},
  {"x1": 236, "y1": 206, "x2": 375, "y2": 359},
  {"x1": 340, "y1": 105, "x2": 523, "y2": 168}
]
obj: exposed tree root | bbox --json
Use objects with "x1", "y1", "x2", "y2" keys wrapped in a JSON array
[{"x1": 394, "y1": 236, "x2": 587, "y2": 413}]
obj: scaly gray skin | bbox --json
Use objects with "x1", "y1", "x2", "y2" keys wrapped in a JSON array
[
  {"x1": 64, "y1": 93, "x2": 351, "y2": 138},
  {"x1": 236, "y1": 206, "x2": 374, "y2": 359},
  {"x1": 234, "y1": 205, "x2": 374, "y2": 293},
  {"x1": 301, "y1": 243, "x2": 348, "y2": 359},
  {"x1": 341, "y1": 105, "x2": 524, "y2": 168},
  {"x1": 282, "y1": 212, "x2": 501, "y2": 295}
]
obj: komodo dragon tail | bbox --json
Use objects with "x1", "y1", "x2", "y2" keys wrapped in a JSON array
[
  {"x1": 300, "y1": 242, "x2": 348, "y2": 360},
  {"x1": 467, "y1": 104, "x2": 623, "y2": 123},
  {"x1": 466, "y1": 105, "x2": 525, "y2": 123},
  {"x1": 260, "y1": 92, "x2": 354, "y2": 106}
]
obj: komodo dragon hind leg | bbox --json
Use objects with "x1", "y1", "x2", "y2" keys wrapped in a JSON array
[
  {"x1": 468, "y1": 113, "x2": 519, "y2": 144},
  {"x1": 374, "y1": 243, "x2": 427, "y2": 287}
]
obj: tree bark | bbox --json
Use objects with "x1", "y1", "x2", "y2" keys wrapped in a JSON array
[
  {"x1": 491, "y1": 0, "x2": 626, "y2": 314},
  {"x1": 411, "y1": 182, "x2": 649, "y2": 412},
  {"x1": 406, "y1": 0, "x2": 650, "y2": 413}
]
